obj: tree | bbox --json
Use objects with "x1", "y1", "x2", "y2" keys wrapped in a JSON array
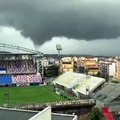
[
  {"x1": 88, "y1": 107, "x2": 102, "y2": 120},
  {"x1": 96, "y1": 71, "x2": 101, "y2": 77},
  {"x1": 44, "y1": 65, "x2": 59, "y2": 77}
]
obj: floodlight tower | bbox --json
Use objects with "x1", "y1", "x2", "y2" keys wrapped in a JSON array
[
  {"x1": 56, "y1": 44, "x2": 62, "y2": 75},
  {"x1": 56, "y1": 44, "x2": 62, "y2": 57}
]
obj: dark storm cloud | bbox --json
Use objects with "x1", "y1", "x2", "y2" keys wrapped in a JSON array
[{"x1": 0, "y1": 0, "x2": 120, "y2": 45}]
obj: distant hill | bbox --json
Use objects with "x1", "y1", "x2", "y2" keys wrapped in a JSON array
[
  {"x1": 44, "y1": 54, "x2": 93, "y2": 58},
  {"x1": 0, "y1": 51, "x2": 11, "y2": 53},
  {"x1": 43, "y1": 54, "x2": 113, "y2": 58}
]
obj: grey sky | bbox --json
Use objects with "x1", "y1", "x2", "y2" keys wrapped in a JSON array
[
  {"x1": 0, "y1": 26, "x2": 120, "y2": 56},
  {"x1": 0, "y1": 0, "x2": 120, "y2": 55}
]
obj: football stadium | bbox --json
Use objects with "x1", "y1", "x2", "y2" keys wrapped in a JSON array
[
  {"x1": 0, "y1": 43, "x2": 97, "y2": 120},
  {"x1": 0, "y1": 43, "x2": 66, "y2": 107}
]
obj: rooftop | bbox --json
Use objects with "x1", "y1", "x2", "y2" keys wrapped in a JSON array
[
  {"x1": 0, "y1": 107, "x2": 76, "y2": 120},
  {"x1": 93, "y1": 83, "x2": 120, "y2": 103},
  {"x1": 0, "y1": 108, "x2": 37, "y2": 120},
  {"x1": 74, "y1": 75, "x2": 105, "y2": 95},
  {"x1": 53, "y1": 72, "x2": 105, "y2": 95},
  {"x1": 53, "y1": 72, "x2": 86, "y2": 89}
]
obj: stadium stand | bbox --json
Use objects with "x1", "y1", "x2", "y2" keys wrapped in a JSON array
[
  {"x1": 27, "y1": 60, "x2": 36, "y2": 73},
  {"x1": 7, "y1": 60, "x2": 37, "y2": 74},
  {"x1": 8, "y1": 60, "x2": 27, "y2": 74},
  {"x1": 0, "y1": 54, "x2": 42, "y2": 86},
  {"x1": 12, "y1": 74, "x2": 42, "y2": 84},
  {"x1": 12, "y1": 75, "x2": 27, "y2": 84},
  {"x1": 0, "y1": 60, "x2": 6, "y2": 68},
  {"x1": 73, "y1": 75, "x2": 105, "y2": 95},
  {"x1": 53, "y1": 72, "x2": 105, "y2": 98},
  {"x1": 53, "y1": 72, "x2": 86, "y2": 89},
  {"x1": 28, "y1": 74, "x2": 42, "y2": 83},
  {"x1": 0, "y1": 43, "x2": 43, "y2": 87}
]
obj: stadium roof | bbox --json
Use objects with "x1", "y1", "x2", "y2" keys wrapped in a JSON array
[
  {"x1": 92, "y1": 83, "x2": 120, "y2": 103},
  {"x1": 0, "y1": 107, "x2": 76, "y2": 120},
  {"x1": 0, "y1": 52, "x2": 38, "y2": 55},
  {"x1": 0, "y1": 43, "x2": 42, "y2": 55},
  {"x1": 73, "y1": 75, "x2": 105, "y2": 95},
  {"x1": 53, "y1": 72, "x2": 87, "y2": 89},
  {"x1": 53, "y1": 72, "x2": 105, "y2": 93}
]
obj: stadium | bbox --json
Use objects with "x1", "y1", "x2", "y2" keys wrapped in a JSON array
[
  {"x1": 0, "y1": 43, "x2": 97, "y2": 120},
  {"x1": 0, "y1": 43, "x2": 66, "y2": 107},
  {"x1": 0, "y1": 43, "x2": 43, "y2": 87}
]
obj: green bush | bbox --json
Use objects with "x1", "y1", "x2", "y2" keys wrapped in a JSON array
[{"x1": 88, "y1": 107, "x2": 102, "y2": 120}]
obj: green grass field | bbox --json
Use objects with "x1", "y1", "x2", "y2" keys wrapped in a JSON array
[{"x1": 0, "y1": 85, "x2": 66, "y2": 106}]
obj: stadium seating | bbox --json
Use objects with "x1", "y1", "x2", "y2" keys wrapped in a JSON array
[
  {"x1": 12, "y1": 75, "x2": 27, "y2": 84},
  {"x1": 0, "y1": 59, "x2": 42, "y2": 86},
  {"x1": 6, "y1": 60, "x2": 36, "y2": 74},
  {"x1": 28, "y1": 74, "x2": 42, "y2": 83},
  {"x1": 12, "y1": 74, "x2": 42, "y2": 84},
  {"x1": 7, "y1": 60, "x2": 27, "y2": 74},
  {"x1": 27, "y1": 60, "x2": 36, "y2": 73},
  {"x1": 0, "y1": 60, "x2": 6, "y2": 68}
]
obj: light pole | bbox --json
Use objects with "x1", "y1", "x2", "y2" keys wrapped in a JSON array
[
  {"x1": 56, "y1": 44, "x2": 62, "y2": 75},
  {"x1": 4, "y1": 90, "x2": 9, "y2": 107},
  {"x1": 86, "y1": 86, "x2": 90, "y2": 99}
]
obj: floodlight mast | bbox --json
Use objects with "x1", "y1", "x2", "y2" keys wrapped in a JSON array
[
  {"x1": 56, "y1": 44, "x2": 62, "y2": 56},
  {"x1": 56, "y1": 44, "x2": 62, "y2": 75}
]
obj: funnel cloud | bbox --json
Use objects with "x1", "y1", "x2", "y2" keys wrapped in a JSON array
[{"x1": 0, "y1": 0, "x2": 120, "y2": 45}]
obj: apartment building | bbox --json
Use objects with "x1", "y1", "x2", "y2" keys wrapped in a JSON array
[
  {"x1": 98, "y1": 59, "x2": 116, "y2": 80},
  {"x1": 115, "y1": 60, "x2": 120, "y2": 80},
  {"x1": 60, "y1": 57, "x2": 74, "y2": 73},
  {"x1": 77, "y1": 58, "x2": 99, "y2": 76}
]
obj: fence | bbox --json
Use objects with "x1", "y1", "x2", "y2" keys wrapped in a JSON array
[{"x1": 2, "y1": 99, "x2": 95, "y2": 109}]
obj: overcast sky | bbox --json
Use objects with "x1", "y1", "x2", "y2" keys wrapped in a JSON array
[{"x1": 0, "y1": 0, "x2": 120, "y2": 56}]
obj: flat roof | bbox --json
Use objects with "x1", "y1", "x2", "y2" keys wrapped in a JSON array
[
  {"x1": 53, "y1": 72, "x2": 105, "y2": 93},
  {"x1": 93, "y1": 83, "x2": 120, "y2": 103},
  {"x1": 53, "y1": 72, "x2": 86, "y2": 89},
  {"x1": 0, "y1": 108, "x2": 37, "y2": 120},
  {"x1": 74, "y1": 76, "x2": 105, "y2": 95},
  {"x1": 52, "y1": 113, "x2": 75, "y2": 120},
  {"x1": 0, "y1": 107, "x2": 76, "y2": 120}
]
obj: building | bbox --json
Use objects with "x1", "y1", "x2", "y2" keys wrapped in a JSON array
[
  {"x1": 0, "y1": 106, "x2": 77, "y2": 120},
  {"x1": 73, "y1": 75, "x2": 105, "y2": 98},
  {"x1": 115, "y1": 60, "x2": 120, "y2": 80},
  {"x1": 53, "y1": 72, "x2": 105, "y2": 98},
  {"x1": 77, "y1": 58, "x2": 99, "y2": 76},
  {"x1": 42, "y1": 58, "x2": 49, "y2": 67},
  {"x1": 60, "y1": 57, "x2": 74, "y2": 73},
  {"x1": 91, "y1": 83, "x2": 120, "y2": 112},
  {"x1": 109, "y1": 62, "x2": 116, "y2": 77},
  {"x1": 98, "y1": 59, "x2": 116, "y2": 80}
]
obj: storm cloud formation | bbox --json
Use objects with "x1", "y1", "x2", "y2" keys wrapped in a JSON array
[{"x1": 0, "y1": 0, "x2": 120, "y2": 45}]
